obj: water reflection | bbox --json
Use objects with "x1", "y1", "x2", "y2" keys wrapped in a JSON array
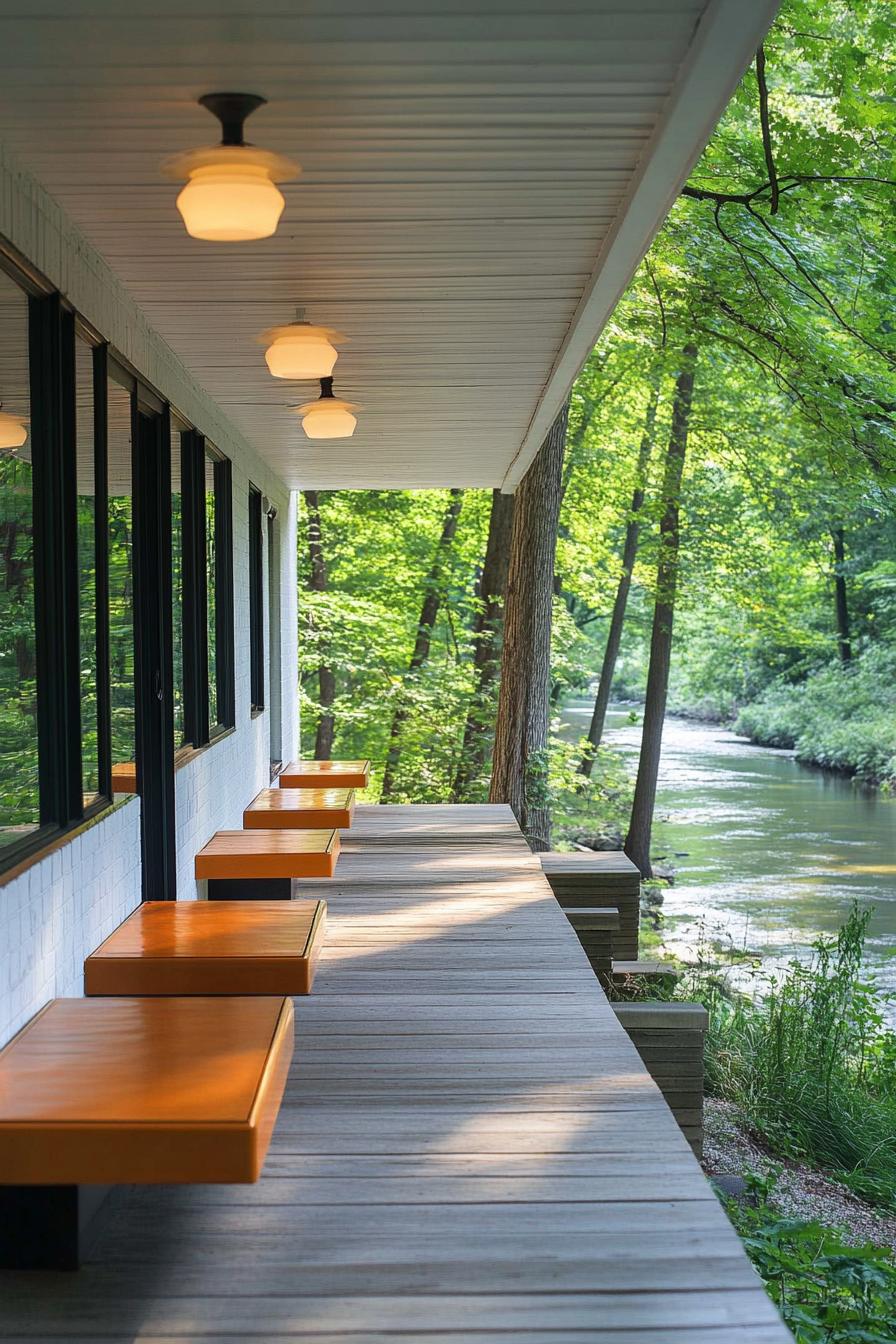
[{"x1": 559, "y1": 700, "x2": 896, "y2": 1015}]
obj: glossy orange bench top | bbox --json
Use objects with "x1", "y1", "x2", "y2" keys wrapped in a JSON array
[
  {"x1": 194, "y1": 828, "x2": 340, "y2": 880},
  {"x1": 244, "y1": 787, "x2": 355, "y2": 830},
  {"x1": 111, "y1": 761, "x2": 138, "y2": 794},
  {"x1": 84, "y1": 900, "x2": 326, "y2": 997},
  {"x1": 0, "y1": 996, "x2": 293, "y2": 1185},
  {"x1": 279, "y1": 759, "x2": 370, "y2": 789}
]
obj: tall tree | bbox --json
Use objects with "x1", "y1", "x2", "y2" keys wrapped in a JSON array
[
  {"x1": 452, "y1": 489, "x2": 515, "y2": 801},
  {"x1": 580, "y1": 376, "x2": 661, "y2": 774},
  {"x1": 625, "y1": 346, "x2": 698, "y2": 877},
  {"x1": 489, "y1": 401, "x2": 569, "y2": 850},
  {"x1": 832, "y1": 526, "x2": 852, "y2": 663},
  {"x1": 302, "y1": 490, "x2": 335, "y2": 759},
  {"x1": 380, "y1": 488, "x2": 465, "y2": 800}
]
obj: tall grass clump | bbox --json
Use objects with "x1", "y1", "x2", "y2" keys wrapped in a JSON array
[{"x1": 682, "y1": 906, "x2": 896, "y2": 1206}]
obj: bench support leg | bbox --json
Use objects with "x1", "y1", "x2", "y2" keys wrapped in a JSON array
[
  {"x1": 207, "y1": 876, "x2": 294, "y2": 900},
  {"x1": 0, "y1": 1184, "x2": 112, "y2": 1269}
]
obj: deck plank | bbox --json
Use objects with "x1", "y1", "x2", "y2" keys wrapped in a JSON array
[{"x1": 0, "y1": 803, "x2": 790, "y2": 1342}]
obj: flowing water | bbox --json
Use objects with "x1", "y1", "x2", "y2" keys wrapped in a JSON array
[{"x1": 559, "y1": 699, "x2": 896, "y2": 1015}]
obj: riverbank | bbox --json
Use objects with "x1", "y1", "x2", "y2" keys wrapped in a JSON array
[
  {"x1": 702, "y1": 646, "x2": 896, "y2": 791},
  {"x1": 557, "y1": 701, "x2": 896, "y2": 1013},
  {"x1": 704, "y1": 1098, "x2": 896, "y2": 1253},
  {"x1": 565, "y1": 698, "x2": 896, "y2": 1334},
  {"x1": 679, "y1": 908, "x2": 896, "y2": 1339}
]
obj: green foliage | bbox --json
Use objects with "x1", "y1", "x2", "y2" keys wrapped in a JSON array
[
  {"x1": 724, "y1": 1173, "x2": 896, "y2": 1343},
  {"x1": 0, "y1": 454, "x2": 40, "y2": 840},
  {"x1": 299, "y1": 490, "x2": 491, "y2": 800},
  {"x1": 736, "y1": 646, "x2": 896, "y2": 786},
  {"x1": 682, "y1": 907, "x2": 896, "y2": 1206},
  {"x1": 298, "y1": 1, "x2": 896, "y2": 843},
  {"x1": 549, "y1": 731, "x2": 634, "y2": 850}
]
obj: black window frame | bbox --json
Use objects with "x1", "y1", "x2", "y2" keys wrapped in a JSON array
[
  {"x1": 206, "y1": 445, "x2": 235, "y2": 737},
  {"x1": 180, "y1": 427, "x2": 208, "y2": 748},
  {"x1": 0, "y1": 259, "x2": 113, "y2": 877},
  {"x1": 181, "y1": 433, "x2": 234, "y2": 746},
  {"x1": 266, "y1": 503, "x2": 282, "y2": 774},
  {"x1": 71, "y1": 322, "x2": 112, "y2": 811},
  {"x1": 248, "y1": 484, "x2": 264, "y2": 714},
  {"x1": 91, "y1": 340, "x2": 113, "y2": 806},
  {"x1": 105, "y1": 355, "x2": 140, "y2": 779},
  {"x1": 0, "y1": 239, "x2": 238, "y2": 880}
]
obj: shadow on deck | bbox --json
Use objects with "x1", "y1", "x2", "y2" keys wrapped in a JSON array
[{"x1": 0, "y1": 804, "x2": 791, "y2": 1342}]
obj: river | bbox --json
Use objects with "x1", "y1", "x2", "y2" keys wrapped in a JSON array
[{"x1": 559, "y1": 699, "x2": 896, "y2": 1013}]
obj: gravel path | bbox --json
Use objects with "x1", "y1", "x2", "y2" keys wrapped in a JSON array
[{"x1": 703, "y1": 1097, "x2": 896, "y2": 1253}]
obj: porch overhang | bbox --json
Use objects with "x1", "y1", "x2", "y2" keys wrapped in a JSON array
[{"x1": 0, "y1": 0, "x2": 778, "y2": 491}]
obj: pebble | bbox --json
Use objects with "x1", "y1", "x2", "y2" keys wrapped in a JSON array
[{"x1": 702, "y1": 1097, "x2": 896, "y2": 1254}]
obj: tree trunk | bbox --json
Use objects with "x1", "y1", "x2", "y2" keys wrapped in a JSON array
[
  {"x1": 580, "y1": 379, "x2": 661, "y2": 775},
  {"x1": 302, "y1": 490, "x2": 335, "y2": 759},
  {"x1": 380, "y1": 489, "x2": 464, "y2": 800},
  {"x1": 451, "y1": 489, "x2": 516, "y2": 801},
  {"x1": 625, "y1": 345, "x2": 697, "y2": 878},
  {"x1": 489, "y1": 401, "x2": 570, "y2": 851},
  {"x1": 832, "y1": 527, "x2": 852, "y2": 663}
]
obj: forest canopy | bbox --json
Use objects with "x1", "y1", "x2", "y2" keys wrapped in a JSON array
[{"x1": 298, "y1": 0, "x2": 896, "y2": 852}]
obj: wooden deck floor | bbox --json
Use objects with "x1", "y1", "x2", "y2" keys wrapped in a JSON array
[{"x1": 0, "y1": 804, "x2": 791, "y2": 1342}]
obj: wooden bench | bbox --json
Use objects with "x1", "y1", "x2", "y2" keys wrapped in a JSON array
[
  {"x1": 244, "y1": 787, "x2": 355, "y2": 830},
  {"x1": 278, "y1": 759, "x2": 370, "y2": 789},
  {"x1": 195, "y1": 827, "x2": 339, "y2": 900},
  {"x1": 84, "y1": 900, "x2": 327, "y2": 996},
  {"x1": 0, "y1": 995, "x2": 293, "y2": 1268},
  {"x1": 111, "y1": 761, "x2": 138, "y2": 795}
]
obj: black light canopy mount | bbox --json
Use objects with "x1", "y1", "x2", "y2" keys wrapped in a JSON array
[{"x1": 198, "y1": 92, "x2": 267, "y2": 147}]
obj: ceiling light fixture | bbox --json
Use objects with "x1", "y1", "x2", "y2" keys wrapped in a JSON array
[
  {"x1": 0, "y1": 404, "x2": 27, "y2": 452},
  {"x1": 164, "y1": 93, "x2": 299, "y2": 242},
  {"x1": 296, "y1": 377, "x2": 359, "y2": 440},
  {"x1": 260, "y1": 308, "x2": 345, "y2": 380}
]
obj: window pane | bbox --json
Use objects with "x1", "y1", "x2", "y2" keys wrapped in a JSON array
[
  {"x1": 249, "y1": 486, "x2": 264, "y2": 711},
  {"x1": 267, "y1": 510, "x2": 281, "y2": 769},
  {"x1": 171, "y1": 428, "x2": 186, "y2": 748},
  {"x1": 76, "y1": 338, "x2": 100, "y2": 804},
  {"x1": 205, "y1": 450, "x2": 218, "y2": 727},
  {"x1": 108, "y1": 378, "x2": 135, "y2": 768},
  {"x1": 0, "y1": 272, "x2": 38, "y2": 850}
]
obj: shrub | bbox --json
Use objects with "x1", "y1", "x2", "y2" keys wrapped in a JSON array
[
  {"x1": 723, "y1": 1173, "x2": 896, "y2": 1343},
  {"x1": 735, "y1": 646, "x2": 896, "y2": 787},
  {"x1": 550, "y1": 729, "x2": 634, "y2": 849}
]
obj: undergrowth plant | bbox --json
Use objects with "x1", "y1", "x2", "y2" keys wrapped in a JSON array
[
  {"x1": 724, "y1": 1173, "x2": 896, "y2": 1344},
  {"x1": 680, "y1": 905, "x2": 896, "y2": 1206}
]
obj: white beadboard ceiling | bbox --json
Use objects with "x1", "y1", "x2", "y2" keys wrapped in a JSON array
[{"x1": 0, "y1": 0, "x2": 778, "y2": 490}]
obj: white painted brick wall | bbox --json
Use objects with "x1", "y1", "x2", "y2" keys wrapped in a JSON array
[
  {"x1": 0, "y1": 801, "x2": 141, "y2": 1045},
  {"x1": 0, "y1": 146, "x2": 299, "y2": 1042}
]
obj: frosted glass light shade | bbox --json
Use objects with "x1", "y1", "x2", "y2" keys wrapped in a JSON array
[
  {"x1": 264, "y1": 327, "x2": 339, "y2": 380},
  {"x1": 177, "y1": 162, "x2": 283, "y2": 241},
  {"x1": 301, "y1": 402, "x2": 358, "y2": 439},
  {"x1": 165, "y1": 145, "x2": 299, "y2": 242},
  {"x1": 0, "y1": 410, "x2": 27, "y2": 451},
  {"x1": 295, "y1": 379, "x2": 359, "y2": 440}
]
